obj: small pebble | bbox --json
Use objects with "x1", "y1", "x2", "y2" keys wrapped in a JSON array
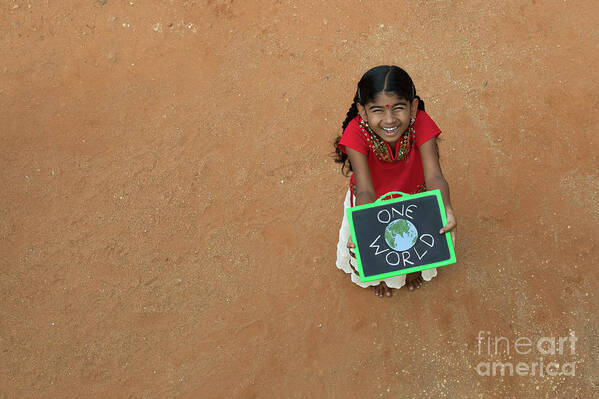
[
  {"x1": 482, "y1": 81, "x2": 488, "y2": 86},
  {"x1": 98, "y1": 0, "x2": 107, "y2": 4}
]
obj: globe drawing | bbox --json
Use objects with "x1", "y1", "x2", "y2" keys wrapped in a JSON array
[{"x1": 384, "y1": 219, "x2": 418, "y2": 251}]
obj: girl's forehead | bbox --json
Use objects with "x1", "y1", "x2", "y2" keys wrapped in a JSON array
[{"x1": 371, "y1": 92, "x2": 408, "y2": 105}]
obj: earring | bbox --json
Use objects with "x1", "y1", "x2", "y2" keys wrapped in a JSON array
[{"x1": 410, "y1": 117, "x2": 416, "y2": 126}]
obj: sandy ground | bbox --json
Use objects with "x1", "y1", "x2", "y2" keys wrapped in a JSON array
[{"x1": 1, "y1": 0, "x2": 598, "y2": 398}]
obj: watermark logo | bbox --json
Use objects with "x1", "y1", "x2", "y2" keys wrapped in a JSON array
[{"x1": 475, "y1": 330, "x2": 577, "y2": 377}]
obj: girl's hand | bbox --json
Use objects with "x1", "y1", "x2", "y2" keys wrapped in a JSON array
[
  {"x1": 347, "y1": 235, "x2": 355, "y2": 249},
  {"x1": 440, "y1": 208, "x2": 457, "y2": 245}
]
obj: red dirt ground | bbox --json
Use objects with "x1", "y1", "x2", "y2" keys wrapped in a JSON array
[{"x1": 1, "y1": 0, "x2": 598, "y2": 398}]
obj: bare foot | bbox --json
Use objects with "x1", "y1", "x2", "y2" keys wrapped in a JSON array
[
  {"x1": 372, "y1": 281, "x2": 392, "y2": 297},
  {"x1": 405, "y1": 272, "x2": 423, "y2": 291}
]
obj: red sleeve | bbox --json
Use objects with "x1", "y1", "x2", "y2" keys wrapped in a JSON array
[
  {"x1": 413, "y1": 110, "x2": 442, "y2": 147},
  {"x1": 337, "y1": 116, "x2": 369, "y2": 155}
]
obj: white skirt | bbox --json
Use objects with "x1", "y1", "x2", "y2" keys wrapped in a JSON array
[{"x1": 335, "y1": 189, "x2": 437, "y2": 289}]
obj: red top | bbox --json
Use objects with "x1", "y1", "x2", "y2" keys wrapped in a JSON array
[{"x1": 337, "y1": 110, "x2": 441, "y2": 198}]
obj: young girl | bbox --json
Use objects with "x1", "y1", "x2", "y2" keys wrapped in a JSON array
[{"x1": 334, "y1": 65, "x2": 457, "y2": 298}]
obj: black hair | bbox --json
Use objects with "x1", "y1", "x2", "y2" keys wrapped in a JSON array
[{"x1": 333, "y1": 65, "x2": 426, "y2": 176}]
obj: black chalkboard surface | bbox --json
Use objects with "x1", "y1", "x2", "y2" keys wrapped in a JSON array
[{"x1": 347, "y1": 190, "x2": 456, "y2": 282}]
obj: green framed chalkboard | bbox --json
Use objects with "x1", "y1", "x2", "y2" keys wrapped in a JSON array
[{"x1": 346, "y1": 190, "x2": 456, "y2": 282}]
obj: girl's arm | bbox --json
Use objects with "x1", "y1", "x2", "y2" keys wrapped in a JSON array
[
  {"x1": 346, "y1": 147, "x2": 376, "y2": 205},
  {"x1": 345, "y1": 148, "x2": 376, "y2": 249},
  {"x1": 419, "y1": 138, "x2": 457, "y2": 243}
]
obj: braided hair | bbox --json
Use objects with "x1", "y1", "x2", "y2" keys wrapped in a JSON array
[{"x1": 333, "y1": 65, "x2": 425, "y2": 176}]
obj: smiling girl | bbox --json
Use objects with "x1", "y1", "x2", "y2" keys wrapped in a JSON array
[{"x1": 334, "y1": 65, "x2": 457, "y2": 298}]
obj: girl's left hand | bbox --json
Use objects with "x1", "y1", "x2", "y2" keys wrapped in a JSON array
[{"x1": 440, "y1": 208, "x2": 457, "y2": 245}]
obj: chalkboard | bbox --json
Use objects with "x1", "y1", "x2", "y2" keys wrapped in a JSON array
[{"x1": 347, "y1": 190, "x2": 456, "y2": 282}]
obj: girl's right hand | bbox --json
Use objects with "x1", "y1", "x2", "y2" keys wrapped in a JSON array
[{"x1": 347, "y1": 235, "x2": 355, "y2": 249}]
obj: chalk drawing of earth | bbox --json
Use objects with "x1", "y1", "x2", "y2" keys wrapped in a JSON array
[{"x1": 384, "y1": 219, "x2": 418, "y2": 251}]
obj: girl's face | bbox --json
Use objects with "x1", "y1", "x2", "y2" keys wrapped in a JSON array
[{"x1": 357, "y1": 92, "x2": 418, "y2": 146}]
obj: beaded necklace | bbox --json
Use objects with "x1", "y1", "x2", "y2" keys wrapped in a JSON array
[{"x1": 358, "y1": 117, "x2": 415, "y2": 163}]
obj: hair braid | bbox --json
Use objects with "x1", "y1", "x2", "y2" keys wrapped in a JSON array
[{"x1": 333, "y1": 92, "x2": 360, "y2": 176}]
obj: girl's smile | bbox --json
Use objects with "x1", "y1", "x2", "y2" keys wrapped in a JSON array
[{"x1": 381, "y1": 126, "x2": 401, "y2": 137}]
